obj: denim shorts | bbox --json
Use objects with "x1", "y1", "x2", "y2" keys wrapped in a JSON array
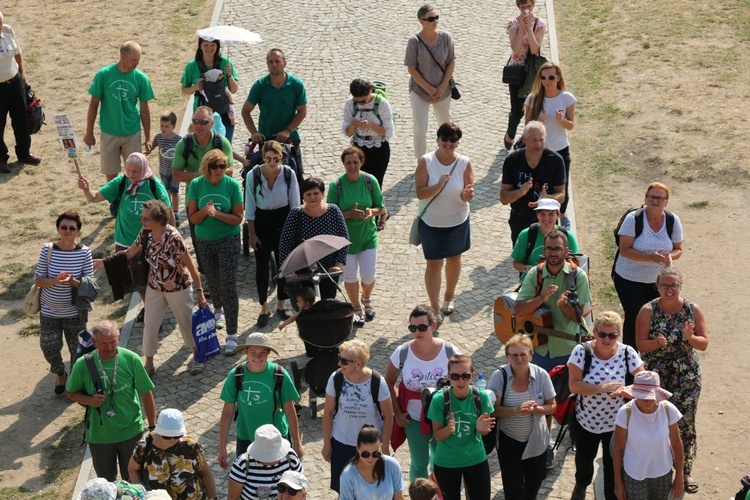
[{"x1": 160, "y1": 173, "x2": 180, "y2": 194}]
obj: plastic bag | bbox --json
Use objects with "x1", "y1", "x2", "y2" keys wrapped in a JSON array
[{"x1": 191, "y1": 306, "x2": 221, "y2": 363}]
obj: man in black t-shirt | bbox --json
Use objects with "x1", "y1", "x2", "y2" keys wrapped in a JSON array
[{"x1": 500, "y1": 121, "x2": 566, "y2": 244}]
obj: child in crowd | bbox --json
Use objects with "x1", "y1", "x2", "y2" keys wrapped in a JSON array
[
  {"x1": 279, "y1": 287, "x2": 317, "y2": 330},
  {"x1": 409, "y1": 478, "x2": 440, "y2": 500},
  {"x1": 149, "y1": 112, "x2": 182, "y2": 222}
]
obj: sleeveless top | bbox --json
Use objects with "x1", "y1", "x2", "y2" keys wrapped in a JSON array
[{"x1": 418, "y1": 152, "x2": 470, "y2": 228}]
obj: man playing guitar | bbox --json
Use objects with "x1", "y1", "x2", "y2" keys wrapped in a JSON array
[{"x1": 515, "y1": 229, "x2": 592, "y2": 372}]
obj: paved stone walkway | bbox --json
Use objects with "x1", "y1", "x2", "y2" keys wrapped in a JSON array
[{"x1": 78, "y1": 0, "x2": 602, "y2": 498}]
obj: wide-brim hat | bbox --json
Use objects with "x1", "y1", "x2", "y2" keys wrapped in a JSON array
[
  {"x1": 621, "y1": 370, "x2": 672, "y2": 402},
  {"x1": 237, "y1": 332, "x2": 279, "y2": 355},
  {"x1": 534, "y1": 198, "x2": 561, "y2": 211},
  {"x1": 154, "y1": 408, "x2": 187, "y2": 437},
  {"x1": 247, "y1": 424, "x2": 291, "y2": 462}
]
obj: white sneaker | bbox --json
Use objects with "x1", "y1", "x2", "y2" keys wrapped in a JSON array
[{"x1": 215, "y1": 309, "x2": 225, "y2": 330}]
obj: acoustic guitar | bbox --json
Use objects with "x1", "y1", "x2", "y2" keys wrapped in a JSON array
[{"x1": 493, "y1": 292, "x2": 593, "y2": 347}]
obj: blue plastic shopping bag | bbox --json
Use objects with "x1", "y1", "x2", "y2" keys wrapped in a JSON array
[{"x1": 192, "y1": 305, "x2": 221, "y2": 363}]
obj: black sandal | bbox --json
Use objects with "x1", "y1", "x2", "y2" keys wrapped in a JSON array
[{"x1": 54, "y1": 372, "x2": 67, "y2": 395}]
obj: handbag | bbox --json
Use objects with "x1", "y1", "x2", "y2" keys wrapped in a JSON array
[
  {"x1": 23, "y1": 243, "x2": 52, "y2": 315},
  {"x1": 129, "y1": 231, "x2": 150, "y2": 288},
  {"x1": 192, "y1": 305, "x2": 221, "y2": 363},
  {"x1": 416, "y1": 35, "x2": 461, "y2": 100},
  {"x1": 502, "y1": 55, "x2": 525, "y2": 85},
  {"x1": 518, "y1": 20, "x2": 547, "y2": 99},
  {"x1": 409, "y1": 157, "x2": 461, "y2": 246}
]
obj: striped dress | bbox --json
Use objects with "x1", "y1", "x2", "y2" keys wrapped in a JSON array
[
  {"x1": 229, "y1": 451, "x2": 302, "y2": 500},
  {"x1": 34, "y1": 243, "x2": 93, "y2": 318}
]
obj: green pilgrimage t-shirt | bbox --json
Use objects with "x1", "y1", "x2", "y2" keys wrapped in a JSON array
[
  {"x1": 180, "y1": 56, "x2": 239, "y2": 112},
  {"x1": 88, "y1": 63, "x2": 155, "y2": 137},
  {"x1": 326, "y1": 173, "x2": 383, "y2": 255},
  {"x1": 66, "y1": 347, "x2": 155, "y2": 444},
  {"x1": 246, "y1": 73, "x2": 307, "y2": 142},
  {"x1": 171, "y1": 132, "x2": 234, "y2": 174},
  {"x1": 99, "y1": 175, "x2": 171, "y2": 247},
  {"x1": 427, "y1": 386, "x2": 494, "y2": 468},
  {"x1": 219, "y1": 362, "x2": 300, "y2": 441},
  {"x1": 186, "y1": 175, "x2": 243, "y2": 240},
  {"x1": 511, "y1": 225, "x2": 580, "y2": 284}
]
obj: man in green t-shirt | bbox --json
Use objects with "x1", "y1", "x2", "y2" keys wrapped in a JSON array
[
  {"x1": 84, "y1": 41, "x2": 155, "y2": 182},
  {"x1": 66, "y1": 320, "x2": 156, "y2": 482},
  {"x1": 241, "y1": 48, "x2": 307, "y2": 184},
  {"x1": 217, "y1": 333, "x2": 302, "y2": 469}
]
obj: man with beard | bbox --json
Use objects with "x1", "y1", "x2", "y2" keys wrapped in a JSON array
[
  {"x1": 241, "y1": 48, "x2": 307, "y2": 184},
  {"x1": 500, "y1": 121, "x2": 566, "y2": 245}
]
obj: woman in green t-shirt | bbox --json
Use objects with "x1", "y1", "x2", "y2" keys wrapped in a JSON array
[
  {"x1": 327, "y1": 146, "x2": 384, "y2": 327},
  {"x1": 187, "y1": 149, "x2": 244, "y2": 355},
  {"x1": 429, "y1": 354, "x2": 495, "y2": 499}
]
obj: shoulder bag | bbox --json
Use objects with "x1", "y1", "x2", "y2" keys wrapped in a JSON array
[
  {"x1": 416, "y1": 35, "x2": 461, "y2": 100},
  {"x1": 23, "y1": 243, "x2": 52, "y2": 315},
  {"x1": 409, "y1": 157, "x2": 460, "y2": 246},
  {"x1": 502, "y1": 55, "x2": 525, "y2": 85}
]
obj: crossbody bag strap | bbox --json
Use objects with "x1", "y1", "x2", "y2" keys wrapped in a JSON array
[
  {"x1": 45, "y1": 242, "x2": 52, "y2": 278},
  {"x1": 416, "y1": 157, "x2": 460, "y2": 220},
  {"x1": 416, "y1": 34, "x2": 447, "y2": 74}
]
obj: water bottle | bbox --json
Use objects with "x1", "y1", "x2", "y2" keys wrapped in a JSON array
[{"x1": 476, "y1": 373, "x2": 487, "y2": 390}]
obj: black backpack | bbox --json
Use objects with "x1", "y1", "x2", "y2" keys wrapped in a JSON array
[
  {"x1": 24, "y1": 82, "x2": 45, "y2": 135},
  {"x1": 109, "y1": 175, "x2": 158, "y2": 217},
  {"x1": 196, "y1": 59, "x2": 231, "y2": 115},
  {"x1": 233, "y1": 362, "x2": 286, "y2": 422},
  {"x1": 524, "y1": 223, "x2": 569, "y2": 263},
  {"x1": 332, "y1": 369, "x2": 384, "y2": 420},
  {"x1": 250, "y1": 164, "x2": 293, "y2": 199},
  {"x1": 611, "y1": 206, "x2": 674, "y2": 280},
  {"x1": 181, "y1": 132, "x2": 224, "y2": 161}
]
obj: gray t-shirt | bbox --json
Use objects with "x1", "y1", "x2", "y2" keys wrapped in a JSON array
[{"x1": 404, "y1": 31, "x2": 455, "y2": 102}]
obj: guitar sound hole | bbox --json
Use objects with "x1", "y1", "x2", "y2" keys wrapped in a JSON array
[{"x1": 523, "y1": 321, "x2": 535, "y2": 335}]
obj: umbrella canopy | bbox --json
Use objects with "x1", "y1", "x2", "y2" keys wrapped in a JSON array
[
  {"x1": 196, "y1": 25, "x2": 262, "y2": 45},
  {"x1": 277, "y1": 235, "x2": 350, "y2": 277}
]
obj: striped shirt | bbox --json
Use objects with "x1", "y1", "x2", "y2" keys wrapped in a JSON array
[
  {"x1": 229, "y1": 451, "x2": 302, "y2": 500},
  {"x1": 497, "y1": 388, "x2": 534, "y2": 443},
  {"x1": 152, "y1": 132, "x2": 182, "y2": 177},
  {"x1": 34, "y1": 243, "x2": 93, "y2": 318}
]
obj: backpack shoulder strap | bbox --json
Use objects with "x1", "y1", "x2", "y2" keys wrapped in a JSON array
[
  {"x1": 396, "y1": 342, "x2": 410, "y2": 378},
  {"x1": 471, "y1": 385, "x2": 482, "y2": 415},
  {"x1": 283, "y1": 165, "x2": 292, "y2": 188},
  {"x1": 373, "y1": 94, "x2": 382, "y2": 119},
  {"x1": 664, "y1": 209, "x2": 675, "y2": 238},
  {"x1": 196, "y1": 59, "x2": 208, "y2": 74},
  {"x1": 371, "y1": 370, "x2": 383, "y2": 419},
  {"x1": 117, "y1": 175, "x2": 128, "y2": 198},
  {"x1": 335, "y1": 176, "x2": 342, "y2": 200},
  {"x1": 148, "y1": 177, "x2": 157, "y2": 198},
  {"x1": 272, "y1": 363, "x2": 285, "y2": 416},
  {"x1": 233, "y1": 362, "x2": 247, "y2": 421},
  {"x1": 441, "y1": 386, "x2": 452, "y2": 421},
  {"x1": 634, "y1": 207, "x2": 646, "y2": 238},
  {"x1": 525, "y1": 223, "x2": 540, "y2": 261},
  {"x1": 364, "y1": 173, "x2": 373, "y2": 194},
  {"x1": 500, "y1": 365, "x2": 509, "y2": 407},
  {"x1": 662, "y1": 401, "x2": 670, "y2": 421},
  {"x1": 182, "y1": 133, "x2": 195, "y2": 160},
  {"x1": 252, "y1": 167, "x2": 263, "y2": 197},
  {"x1": 84, "y1": 353, "x2": 102, "y2": 391},
  {"x1": 581, "y1": 342, "x2": 593, "y2": 376},
  {"x1": 213, "y1": 133, "x2": 223, "y2": 150},
  {"x1": 332, "y1": 369, "x2": 344, "y2": 418}
]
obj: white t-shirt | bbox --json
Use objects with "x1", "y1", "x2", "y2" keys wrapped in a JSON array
[
  {"x1": 524, "y1": 91, "x2": 577, "y2": 152},
  {"x1": 569, "y1": 342, "x2": 643, "y2": 434},
  {"x1": 0, "y1": 25, "x2": 22, "y2": 81},
  {"x1": 389, "y1": 340, "x2": 460, "y2": 420},
  {"x1": 614, "y1": 210, "x2": 683, "y2": 283},
  {"x1": 325, "y1": 371, "x2": 391, "y2": 446},
  {"x1": 615, "y1": 401, "x2": 682, "y2": 480}
]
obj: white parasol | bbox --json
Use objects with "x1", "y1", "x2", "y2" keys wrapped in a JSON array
[{"x1": 196, "y1": 25, "x2": 262, "y2": 45}]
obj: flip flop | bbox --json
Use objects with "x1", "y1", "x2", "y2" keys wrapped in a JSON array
[
  {"x1": 684, "y1": 479, "x2": 699, "y2": 494},
  {"x1": 441, "y1": 300, "x2": 455, "y2": 316}
]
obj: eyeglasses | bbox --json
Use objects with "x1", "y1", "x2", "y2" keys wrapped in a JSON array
[
  {"x1": 191, "y1": 118, "x2": 211, "y2": 125},
  {"x1": 359, "y1": 450, "x2": 383, "y2": 459},
  {"x1": 338, "y1": 354, "x2": 355, "y2": 365},
  {"x1": 658, "y1": 283, "x2": 681, "y2": 291},
  {"x1": 449, "y1": 372, "x2": 472, "y2": 381},
  {"x1": 508, "y1": 352, "x2": 530, "y2": 359},
  {"x1": 646, "y1": 195, "x2": 666, "y2": 202},
  {"x1": 439, "y1": 135, "x2": 459, "y2": 143},
  {"x1": 264, "y1": 156, "x2": 281, "y2": 164},
  {"x1": 277, "y1": 484, "x2": 302, "y2": 496},
  {"x1": 421, "y1": 15, "x2": 439, "y2": 22},
  {"x1": 140, "y1": 216, "x2": 151, "y2": 223},
  {"x1": 595, "y1": 330, "x2": 619, "y2": 340},
  {"x1": 544, "y1": 246, "x2": 565, "y2": 253},
  {"x1": 209, "y1": 163, "x2": 228, "y2": 170},
  {"x1": 408, "y1": 324, "x2": 430, "y2": 333},
  {"x1": 540, "y1": 75, "x2": 558, "y2": 81},
  {"x1": 58, "y1": 225, "x2": 78, "y2": 231}
]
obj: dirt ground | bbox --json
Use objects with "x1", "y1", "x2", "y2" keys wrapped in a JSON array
[{"x1": 0, "y1": 0, "x2": 748, "y2": 497}]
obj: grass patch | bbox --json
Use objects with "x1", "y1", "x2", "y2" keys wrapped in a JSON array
[
  {"x1": 687, "y1": 200, "x2": 710, "y2": 209},
  {"x1": 43, "y1": 417, "x2": 87, "y2": 484},
  {"x1": 0, "y1": 263, "x2": 35, "y2": 301},
  {"x1": 0, "y1": 487, "x2": 57, "y2": 499},
  {"x1": 18, "y1": 324, "x2": 41, "y2": 337}
]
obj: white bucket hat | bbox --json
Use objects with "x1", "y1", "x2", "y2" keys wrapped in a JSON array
[
  {"x1": 154, "y1": 408, "x2": 187, "y2": 437},
  {"x1": 247, "y1": 424, "x2": 292, "y2": 462}
]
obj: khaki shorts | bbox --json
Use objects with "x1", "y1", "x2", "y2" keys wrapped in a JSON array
[{"x1": 100, "y1": 131, "x2": 142, "y2": 175}]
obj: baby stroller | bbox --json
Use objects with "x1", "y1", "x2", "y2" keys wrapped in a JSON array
[{"x1": 279, "y1": 236, "x2": 355, "y2": 418}]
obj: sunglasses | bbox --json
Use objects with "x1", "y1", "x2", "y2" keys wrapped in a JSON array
[
  {"x1": 595, "y1": 330, "x2": 619, "y2": 340},
  {"x1": 540, "y1": 75, "x2": 558, "y2": 81},
  {"x1": 58, "y1": 225, "x2": 78, "y2": 231},
  {"x1": 408, "y1": 324, "x2": 430, "y2": 333},
  {"x1": 421, "y1": 15, "x2": 439, "y2": 22},
  {"x1": 191, "y1": 118, "x2": 211, "y2": 125},
  {"x1": 277, "y1": 484, "x2": 302, "y2": 496},
  {"x1": 449, "y1": 372, "x2": 472, "y2": 381},
  {"x1": 264, "y1": 156, "x2": 281, "y2": 164},
  {"x1": 359, "y1": 450, "x2": 382, "y2": 459},
  {"x1": 338, "y1": 354, "x2": 355, "y2": 365},
  {"x1": 439, "y1": 135, "x2": 459, "y2": 143},
  {"x1": 209, "y1": 163, "x2": 228, "y2": 170},
  {"x1": 163, "y1": 435, "x2": 183, "y2": 440}
]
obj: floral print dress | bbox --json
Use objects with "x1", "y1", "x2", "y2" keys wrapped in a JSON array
[{"x1": 641, "y1": 298, "x2": 701, "y2": 476}]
